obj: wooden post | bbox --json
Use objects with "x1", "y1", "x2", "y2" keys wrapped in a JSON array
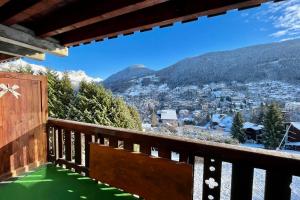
[
  {"x1": 84, "y1": 134, "x2": 92, "y2": 169},
  {"x1": 74, "y1": 132, "x2": 82, "y2": 166},
  {"x1": 202, "y1": 157, "x2": 222, "y2": 200},
  {"x1": 65, "y1": 129, "x2": 72, "y2": 162},
  {"x1": 231, "y1": 163, "x2": 254, "y2": 200},
  {"x1": 265, "y1": 170, "x2": 292, "y2": 200}
]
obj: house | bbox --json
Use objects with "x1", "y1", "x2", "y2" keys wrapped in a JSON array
[
  {"x1": 158, "y1": 109, "x2": 178, "y2": 127},
  {"x1": 285, "y1": 122, "x2": 300, "y2": 150},
  {"x1": 243, "y1": 122, "x2": 264, "y2": 142},
  {"x1": 211, "y1": 114, "x2": 233, "y2": 132},
  {"x1": 285, "y1": 102, "x2": 300, "y2": 112}
]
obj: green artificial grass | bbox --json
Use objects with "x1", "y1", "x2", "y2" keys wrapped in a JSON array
[{"x1": 0, "y1": 165, "x2": 139, "y2": 200}]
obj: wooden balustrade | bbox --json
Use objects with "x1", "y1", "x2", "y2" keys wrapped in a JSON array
[{"x1": 47, "y1": 118, "x2": 300, "y2": 200}]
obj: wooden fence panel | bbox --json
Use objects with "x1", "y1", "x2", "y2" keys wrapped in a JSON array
[
  {"x1": 0, "y1": 72, "x2": 47, "y2": 180},
  {"x1": 90, "y1": 144, "x2": 193, "y2": 200}
]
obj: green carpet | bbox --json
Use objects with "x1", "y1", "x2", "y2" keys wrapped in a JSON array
[{"x1": 0, "y1": 165, "x2": 139, "y2": 200}]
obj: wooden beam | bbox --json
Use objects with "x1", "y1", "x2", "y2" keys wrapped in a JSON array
[
  {"x1": 0, "y1": 0, "x2": 10, "y2": 7},
  {"x1": 0, "y1": 53, "x2": 17, "y2": 62},
  {"x1": 0, "y1": 24, "x2": 68, "y2": 56},
  {"x1": 0, "y1": 0, "x2": 68, "y2": 25},
  {"x1": 0, "y1": 0, "x2": 40, "y2": 23},
  {"x1": 24, "y1": 0, "x2": 168, "y2": 38},
  {"x1": 56, "y1": 0, "x2": 270, "y2": 46},
  {"x1": 0, "y1": 41, "x2": 45, "y2": 61}
]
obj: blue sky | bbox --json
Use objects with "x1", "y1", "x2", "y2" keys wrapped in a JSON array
[{"x1": 26, "y1": 0, "x2": 300, "y2": 79}]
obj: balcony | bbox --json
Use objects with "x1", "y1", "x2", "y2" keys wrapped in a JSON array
[{"x1": 37, "y1": 118, "x2": 300, "y2": 199}]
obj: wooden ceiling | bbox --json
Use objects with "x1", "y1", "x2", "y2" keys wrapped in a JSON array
[{"x1": 0, "y1": 0, "x2": 282, "y2": 62}]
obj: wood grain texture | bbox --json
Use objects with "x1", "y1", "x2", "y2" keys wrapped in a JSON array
[
  {"x1": 90, "y1": 144, "x2": 193, "y2": 200},
  {"x1": 48, "y1": 118, "x2": 300, "y2": 176},
  {"x1": 0, "y1": 72, "x2": 47, "y2": 179}
]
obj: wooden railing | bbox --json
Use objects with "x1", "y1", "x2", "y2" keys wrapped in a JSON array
[{"x1": 47, "y1": 118, "x2": 300, "y2": 200}]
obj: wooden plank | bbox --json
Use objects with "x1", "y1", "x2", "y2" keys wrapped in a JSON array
[
  {"x1": 74, "y1": 132, "x2": 82, "y2": 165},
  {"x1": 65, "y1": 129, "x2": 72, "y2": 161},
  {"x1": 57, "y1": 128, "x2": 63, "y2": 158},
  {"x1": 84, "y1": 134, "x2": 92, "y2": 169},
  {"x1": 0, "y1": 0, "x2": 64, "y2": 25},
  {"x1": 29, "y1": 0, "x2": 168, "y2": 37},
  {"x1": 140, "y1": 143, "x2": 151, "y2": 155},
  {"x1": 0, "y1": 72, "x2": 47, "y2": 178},
  {"x1": 124, "y1": 140, "x2": 133, "y2": 151},
  {"x1": 0, "y1": 0, "x2": 10, "y2": 7},
  {"x1": 0, "y1": 53, "x2": 17, "y2": 62},
  {"x1": 231, "y1": 163, "x2": 254, "y2": 200},
  {"x1": 0, "y1": 24, "x2": 68, "y2": 56},
  {"x1": 265, "y1": 170, "x2": 292, "y2": 200},
  {"x1": 202, "y1": 157, "x2": 222, "y2": 200},
  {"x1": 56, "y1": 159, "x2": 88, "y2": 174},
  {"x1": 0, "y1": 0, "x2": 40, "y2": 23},
  {"x1": 158, "y1": 148, "x2": 171, "y2": 159},
  {"x1": 179, "y1": 151, "x2": 189, "y2": 163},
  {"x1": 109, "y1": 137, "x2": 118, "y2": 148},
  {"x1": 48, "y1": 118, "x2": 300, "y2": 177},
  {"x1": 90, "y1": 144, "x2": 193, "y2": 200}
]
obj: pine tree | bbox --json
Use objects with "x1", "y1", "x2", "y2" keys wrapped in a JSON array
[
  {"x1": 231, "y1": 112, "x2": 246, "y2": 143},
  {"x1": 69, "y1": 81, "x2": 142, "y2": 130},
  {"x1": 262, "y1": 103, "x2": 284, "y2": 149},
  {"x1": 45, "y1": 69, "x2": 63, "y2": 118},
  {"x1": 57, "y1": 72, "x2": 74, "y2": 119},
  {"x1": 16, "y1": 64, "x2": 34, "y2": 74},
  {"x1": 252, "y1": 103, "x2": 265, "y2": 124}
]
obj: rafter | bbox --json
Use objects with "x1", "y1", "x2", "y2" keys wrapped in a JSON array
[
  {"x1": 0, "y1": 0, "x2": 39, "y2": 23},
  {"x1": 0, "y1": 41, "x2": 45, "y2": 61},
  {"x1": 0, "y1": 24, "x2": 68, "y2": 56},
  {"x1": 0, "y1": 0, "x2": 10, "y2": 7},
  {"x1": 0, "y1": 0, "x2": 68, "y2": 25},
  {"x1": 0, "y1": 53, "x2": 16, "y2": 63},
  {"x1": 56, "y1": 0, "x2": 269, "y2": 46},
  {"x1": 24, "y1": 0, "x2": 168, "y2": 38}
]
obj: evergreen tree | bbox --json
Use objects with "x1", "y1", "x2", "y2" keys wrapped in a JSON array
[
  {"x1": 262, "y1": 103, "x2": 284, "y2": 149},
  {"x1": 253, "y1": 103, "x2": 265, "y2": 124},
  {"x1": 69, "y1": 81, "x2": 142, "y2": 130},
  {"x1": 128, "y1": 106, "x2": 143, "y2": 130},
  {"x1": 57, "y1": 72, "x2": 74, "y2": 119},
  {"x1": 16, "y1": 64, "x2": 34, "y2": 74},
  {"x1": 231, "y1": 112, "x2": 246, "y2": 143},
  {"x1": 45, "y1": 69, "x2": 63, "y2": 118}
]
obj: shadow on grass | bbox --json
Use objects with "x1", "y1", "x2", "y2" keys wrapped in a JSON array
[{"x1": 0, "y1": 165, "x2": 139, "y2": 200}]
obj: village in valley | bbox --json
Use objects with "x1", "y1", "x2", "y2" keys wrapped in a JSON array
[{"x1": 121, "y1": 80, "x2": 300, "y2": 151}]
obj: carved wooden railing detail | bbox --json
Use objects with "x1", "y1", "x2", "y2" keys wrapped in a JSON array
[{"x1": 47, "y1": 118, "x2": 300, "y2": 200}]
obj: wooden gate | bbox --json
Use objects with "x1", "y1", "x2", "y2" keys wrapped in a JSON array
[{"x1": 0, "y1": 72, "x2": 48, "y2": 180}]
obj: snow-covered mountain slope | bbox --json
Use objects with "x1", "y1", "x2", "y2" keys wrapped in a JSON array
[
  {"x1": 104, "y1": 39, "x2": 300, "y2": 93},
  {"x1": 0, "y1": 59, "x2": 102, "y2": 87},
  {"x1": 103, "y1": 64, "x2": 155, "y2": 92}
]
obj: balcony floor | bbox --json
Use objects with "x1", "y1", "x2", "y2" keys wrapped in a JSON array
[{"x1": 0, "y1": 164, "x2": 139, "y2": 200}]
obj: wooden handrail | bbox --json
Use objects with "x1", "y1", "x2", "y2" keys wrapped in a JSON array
[{"x1": 47, "y1": 118, "x2": 300, "y2": 200}]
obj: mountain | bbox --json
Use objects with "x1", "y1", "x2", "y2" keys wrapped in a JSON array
[
  {"x1": 157, "y1": 39, "x2": 300, "y2": 87},
  {"x1": 104, "y1": 39, "x2": 300, "y2": 92},
  {"x1": 103, "y1": 64, "x2": 155, "y2": 92},
  {"x1": 0, "y1": 59, "x2": 102, "y2": 87}
]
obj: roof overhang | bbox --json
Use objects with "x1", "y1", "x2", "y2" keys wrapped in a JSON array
[{"x1": 0, "y1": 0, "x2": 283, "y2": 62}]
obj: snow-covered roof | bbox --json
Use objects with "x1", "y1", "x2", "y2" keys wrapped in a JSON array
[
  {"x1": 212, "y1": 114, "x2": 226, "y2": 123},
  {"x1": 243, "y1": 122, "x2": 264, "y2": 131},
  {"x1": 160, "y1": 110, "x2": 177, "y2": 120},
  {"x1": 285, "y1": 142, "x2": 300, "y2": 147},
  {"x1": 291, "y1": 122, "x2": 300, "y2": 130},
  {"x1": 212, "y1": 114, "x2": 232, "y2": 131}
]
